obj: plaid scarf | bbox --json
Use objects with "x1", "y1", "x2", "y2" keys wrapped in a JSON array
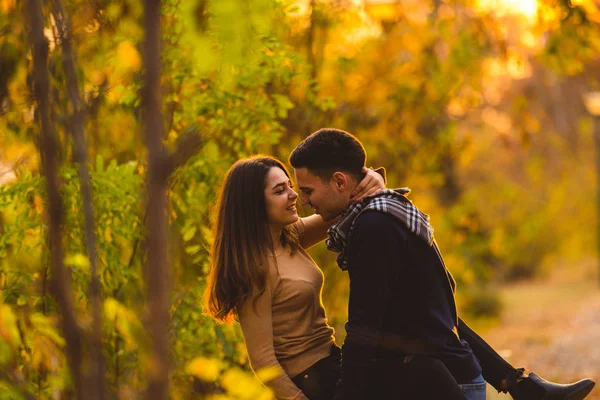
[{"x1": 326, "y1": 188, "x2": 434, "y2": 271}]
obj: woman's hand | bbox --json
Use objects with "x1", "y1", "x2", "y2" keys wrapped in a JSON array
[{"x1": 350, "y1": 166, "x2": 386, "y2": 201}]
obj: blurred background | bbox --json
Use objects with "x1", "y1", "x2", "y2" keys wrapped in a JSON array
[{"x1": 1, "y1": 0, "x2": 600, "y2": 398}]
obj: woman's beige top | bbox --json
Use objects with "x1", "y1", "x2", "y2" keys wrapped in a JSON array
[{"x1": 238, "y1": 219, "x2": 336, "y2": 400}]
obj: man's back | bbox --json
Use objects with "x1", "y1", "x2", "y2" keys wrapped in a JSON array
[{"x1": 337, "y1": 209, "x2": 481, "y2": 396}]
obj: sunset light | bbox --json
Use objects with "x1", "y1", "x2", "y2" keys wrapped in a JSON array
[
  {"x1": 4, "y1": 0, "x2": 600, "y2": 398},
  {"x1": 477, "y1": 0, "x2": 538, "y2": 19}
]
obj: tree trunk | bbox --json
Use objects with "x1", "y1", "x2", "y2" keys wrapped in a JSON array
[
  {"x1": 49, "y1": 0, "x2": 107, "y2": 398},
  {"x1": 142, "y1": 0, "x2": 170, "y2": 399},
  {"x1": 25, "y1": 0, "x2": 86, "y2": 398}
]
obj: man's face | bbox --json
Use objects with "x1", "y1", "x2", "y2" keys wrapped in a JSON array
[{"x1": 294, "y1": 167, "x2": 350, "y2": 221}]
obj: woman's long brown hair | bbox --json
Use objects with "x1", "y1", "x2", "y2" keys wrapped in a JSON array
[{"x1": 205, "y1": 156, "x2": 298, "y2": 323}]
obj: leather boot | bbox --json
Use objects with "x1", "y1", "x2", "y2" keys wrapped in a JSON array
[{"x1": 508, "y1": 371, "x2": 595, "y2": 400}]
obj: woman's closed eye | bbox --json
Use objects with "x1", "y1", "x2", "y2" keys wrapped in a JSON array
[{"x1": 274, "y1": 182, "x2": 293, "y2": 195}]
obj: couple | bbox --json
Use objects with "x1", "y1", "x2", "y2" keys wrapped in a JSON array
[{"x1": 206, "y1": 128, "x2": 595, "y2": 400}]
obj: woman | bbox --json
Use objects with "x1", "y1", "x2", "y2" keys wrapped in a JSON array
[{"x1": 205, "y1": 156, "x2": 467, "y2": 400}]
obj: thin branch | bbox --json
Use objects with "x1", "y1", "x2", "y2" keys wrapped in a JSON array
[{"x1": 165, "y1": 127, "x2": 205, "y2": 177}]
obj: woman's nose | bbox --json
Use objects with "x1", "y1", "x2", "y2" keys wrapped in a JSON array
[{"x1": 290, "y1": 189, "x2": 298, "y2": 199}]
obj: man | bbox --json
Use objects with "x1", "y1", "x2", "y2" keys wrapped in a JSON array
[{"x1": 289, "y1": 128, "x2": 595, "y2": 400}]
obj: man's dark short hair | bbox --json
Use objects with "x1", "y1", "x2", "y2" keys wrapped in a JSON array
[{"x1": 289, "y1": 128, "x2": 366, "y2": 181}]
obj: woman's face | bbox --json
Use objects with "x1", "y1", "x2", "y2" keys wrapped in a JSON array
[{"x1": 264, "y1": 167, "x2": 298, "y2": 229}]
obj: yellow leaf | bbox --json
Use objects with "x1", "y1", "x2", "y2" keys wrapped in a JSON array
[
  {"x1": 33, "y1": 195, "x2": 44, "y2": 215},
  {"x1": 107, "y1": 88, "x2": 119, "y2": 105},
  {"x1": 201, "y1": 226, "x2": 215, "y2": 247},
  {"x1": 222, "y1": 368, "x2": 267, "y2": 399},
  {"x1": 105, "y1": 227, "x2": 113, "y2": 243},
  {"x1": 0, "y1": 304, "x2": 20, "y2": 347},
  {"x1": 207, "y1": 395, "x2": 230, "y2": 400},
  {"x1": 89, "y1": 70, "x2": 105, "y2": 86},
  {"x1": 64, "y1": 253, "x2": 90, "y2": 272},
  {"x1": 30, "y1": 313, "x2": 65, "y2": 347},
  {"x1": 1, "y1": 0, "x2": 15, "y2": 12},
  {"x1": 364, "y1": 3, "x2": 401, "y2": 22},
  {"x1": 103, "y1": 298, "x2": 143, "y2": 350},
  {"x1": 117, "y1": 41, "x2": 142, "y2": 72},
  {"x1": 185, "y1": 357, "x2": 223, "y2": 382},
  {"x1": 256, "y1": 365, "x2": 283, "y2": 383},
  {"x1": 104, "y1": 298, "x2": 119, "y2": 320},
  {"x1": 30, "y1": 335, "x2": 63, "y2": 371}
]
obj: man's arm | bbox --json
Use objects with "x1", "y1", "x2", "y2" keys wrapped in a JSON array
[{"x1": 334, "y1": 211, "x2": 408, "y2": 400}]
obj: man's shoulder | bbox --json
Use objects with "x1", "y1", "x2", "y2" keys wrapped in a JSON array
[
  {"x1": 353, "y1": 210, "x2": 410, "y2": 236},
  {"x1": 354, "y1": 209, "x2": 393, "y2": 226}
]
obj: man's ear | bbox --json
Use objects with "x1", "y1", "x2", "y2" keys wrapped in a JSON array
[{"x1": 332, "y1": 171, "x2": 349, "y2": 191}]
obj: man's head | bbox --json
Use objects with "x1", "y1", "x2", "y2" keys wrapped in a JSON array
[{"x1": 289, "y1": 128, "x2": 367, "y2": 221}]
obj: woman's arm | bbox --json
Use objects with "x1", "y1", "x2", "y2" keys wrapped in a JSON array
[
  {"x1": 238, "y1": 284, "x2": 309, "y2": 400},
  {"x1": 299, "y1": 167, "x2": 386, "y2": 249},
  {"x1": 297, "y1": 214, "x2": 339, "y2": 250},
  {"x1": 350, "y1": 166, "x2": 386, "y2": 201}
]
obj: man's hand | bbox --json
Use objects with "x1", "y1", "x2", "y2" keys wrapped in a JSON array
[{"x1": 351, "y1": 166, "x2": 386, "y2": 201}]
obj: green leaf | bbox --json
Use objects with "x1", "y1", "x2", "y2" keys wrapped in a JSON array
[
  {"x1": 96, "y1": 155, "x2": 104, "y2": 172},
  {"x1": 0, "y1": 380, "x2": 26, "y2": 400},
  {"x1": 185, "y1": 245, "x2": 201, "y2": 255},
  {"x1": 182, "y1": 225, "x2": 197, "y2": 241}
]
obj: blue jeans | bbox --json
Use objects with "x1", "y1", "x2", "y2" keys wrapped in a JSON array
[{"x1": 459, "y1": 374, "x2": 487, "y2": 400}]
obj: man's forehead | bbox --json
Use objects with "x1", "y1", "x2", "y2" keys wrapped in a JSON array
[{"x1": 293, "y1": 167, "x2": 316, "y2": 184}]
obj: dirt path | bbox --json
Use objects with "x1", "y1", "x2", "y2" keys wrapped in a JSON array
[{"x1": 477, "y1": 266, "x2": 600, "y2": 399}]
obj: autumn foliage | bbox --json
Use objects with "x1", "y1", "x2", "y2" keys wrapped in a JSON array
[{"x1": 0, "y1": 0, "x2": 599, "y2": 398}]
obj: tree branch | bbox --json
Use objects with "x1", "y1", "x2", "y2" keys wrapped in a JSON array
[
  {"x1": 25, "y1": 0, "x2": 86, "y2": 397},
  {"x1": 49, "y1": 0, "x2": 107, "y2": 398},
  {"x1": 165, "y1": 127, "x2": 205, "y2": 177}
]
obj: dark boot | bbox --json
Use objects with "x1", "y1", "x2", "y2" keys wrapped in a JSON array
[{"x1": 508, "y1": 371, "x2": 595, "y2": 400}]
